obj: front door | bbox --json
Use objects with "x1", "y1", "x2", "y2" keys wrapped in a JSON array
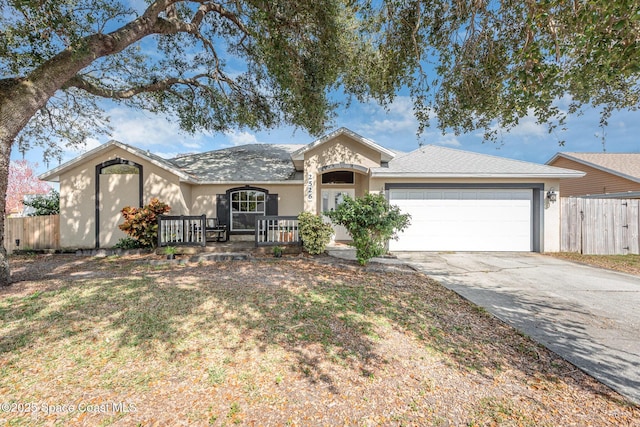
[{"x1": 321, "y1": 189, "x2": 355, "y2": 241}]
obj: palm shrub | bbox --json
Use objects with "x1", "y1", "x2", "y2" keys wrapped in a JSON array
[
  {"x1": 326, "y1": 193, "x2": 411, "y2": 265},
  {"x1": 119, "y1": 198, "x2": 171, "y2": 248},
  {"x1": 298, "y1": 212, "x2": 334, "y2": 255}
]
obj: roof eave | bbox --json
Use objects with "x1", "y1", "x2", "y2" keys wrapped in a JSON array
[
  {"x1": 370, "y1": 172, "x2": 586, "y2": 179},
  {"x1": 196, "y1": 180, "x2": 304, "y2": 185},
  {"x1": 39, "y1": 140, "x2": 195, "y2": 183}
]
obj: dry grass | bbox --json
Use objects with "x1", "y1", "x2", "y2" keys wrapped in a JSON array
[
  {"x1": 0, "y1": 254, "x2": 638, "y2": 426},
  {"x1": 549, "y1": 253, "x2": 640, "y2": 276}
]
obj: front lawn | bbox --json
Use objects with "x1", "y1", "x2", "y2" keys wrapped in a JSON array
[
  {"x1": 549, "y1": 252, "x2": 640, "y2": 276},
  {"x1": 1, "y1": 254, "x2": 638, "y2": 426}
]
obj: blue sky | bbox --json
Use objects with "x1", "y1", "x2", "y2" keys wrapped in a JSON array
[
  {"x1": 21, "y1": 94, "x2": 639, "y2": 178},
  {"x1": 11, "y1": 0, "x2": 639, "y2": 177}
]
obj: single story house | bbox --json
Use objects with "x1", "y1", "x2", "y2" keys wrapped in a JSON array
[
  {"x1": 40, "y1": 127, "x2": 584, "y2": 252},
  {"x1": 547, "y1": 152, "x2": 640, "y2": 198}
]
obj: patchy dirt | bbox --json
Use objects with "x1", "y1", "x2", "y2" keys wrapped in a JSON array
[{"x1": 1, "y1": 254, "x2": 638, "y2": 426}]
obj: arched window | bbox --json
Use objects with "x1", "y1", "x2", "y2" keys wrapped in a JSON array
[
  {"x1": 230, "y1": 189, "x2": 266, "y2": 231},
  {"x1": 321, "y1": 170, "x2": 354, "y2": 184},
  {"x1": 100, "y1": 164, "x2": 140, "y2": 174}
]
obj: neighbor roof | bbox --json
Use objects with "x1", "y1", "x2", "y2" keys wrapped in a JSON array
[
  {"x1": 546, "y1": 153, "x2": 640, "y2": 184},
  {"x1": 170, "y1": 144, "x2": 305, "y2": 183},
  {"x1": 372, "y1": 145, "x2": 585, "y2": 178}
]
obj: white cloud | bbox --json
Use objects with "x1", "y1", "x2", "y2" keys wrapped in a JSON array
[
  {"x1": 506, "y1": 115, "x2": 548, "y2": 138},
  {"x1": 107, "y1": 107, "x2": 206, "y2": 150},
  {"x1": 153, "y1": 151, "x2": 180, "y2": 159},
  {"x1": 224, "y1": 130, "x2": 260, "y2": 146},
  {"x1": 433, "y1": 134, "x2": 461, "y2": 147},
  {"x1": 480, "y1": 110, "x2": 548, "y2": 141},
  {"x1": 352, "y1": 96, "x2": 419, "y2": 136},
  {"x1": 71, "y1": 137, "x2": 102, "y2": 152}
]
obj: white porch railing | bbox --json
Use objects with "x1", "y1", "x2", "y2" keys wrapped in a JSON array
[
  {"x1": 255, "y1": 216, "x2": 300, "y2": 246},
  {"x1": 157, "y1": 215, "x2": 206, "y2": 247}
]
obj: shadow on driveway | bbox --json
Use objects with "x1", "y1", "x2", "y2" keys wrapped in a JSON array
[{"x1": 397, "y1": 252, "x2": 640, "y2": 404}]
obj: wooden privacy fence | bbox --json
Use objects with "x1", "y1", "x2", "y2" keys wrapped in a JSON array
[
  {"x1": 4, "y1": 215, "x2": 60, "y2": 253},
  {"x1": 561, "y1": 198, "x2": 639, "y2": 254}
]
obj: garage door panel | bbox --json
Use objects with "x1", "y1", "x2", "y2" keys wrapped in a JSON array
[{"x1": 389, "y1": 188, "x2": 533, "y2": 252}]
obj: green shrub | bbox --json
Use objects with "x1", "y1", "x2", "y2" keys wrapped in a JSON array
[
  {"x1": 326, "y1": 193, "x2": 411, "y2": 265},
  {"x1": 272, "y1": 245, "x2": 283, "y2": 257},
  {"x1": 24, "y1": 190, "x2": 59, "y2": 216},
  {"x1": 114, "y1": 237, "x2": 148, "y2": 249},
  {"x1": 298, "y1": 212, "x2": 334, "y2": 255},
  {"x1": 119, "y1": 198, "x2": 171, "y2": 248}
]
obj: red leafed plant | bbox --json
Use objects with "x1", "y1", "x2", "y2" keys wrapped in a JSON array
[{"x1": 119, "y1": 198, "x2": 170, "y2": 248}]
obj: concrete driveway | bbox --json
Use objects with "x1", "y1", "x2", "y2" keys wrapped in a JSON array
[{"x1": 394, "y1": 252, "x2": 640, "y2": 404}]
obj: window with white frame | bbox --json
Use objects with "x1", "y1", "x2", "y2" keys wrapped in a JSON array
[{"x1": 230, "y1": 190, "x2": 266, "y2": 231}]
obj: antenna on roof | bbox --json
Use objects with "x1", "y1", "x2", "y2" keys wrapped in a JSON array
[{"x1": 598, "y1": 124, "x2": 606, "y2": 153}]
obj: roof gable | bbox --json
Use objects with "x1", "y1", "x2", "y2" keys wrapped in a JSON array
[
  {"x1": 38, "y1": 140, "x2": 193, "y2": 182},
  {"x1": 291, "y1": 127, "x2": 396, "y2": 162},
  {"x1": 547, "y1": 153, "x2": 640, "y2": 184},
  {"x1": 373, "y1": 145, "x2": 585, "y2": 178}
]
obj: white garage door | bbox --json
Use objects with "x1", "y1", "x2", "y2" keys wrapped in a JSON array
[{"x1": 389, "y1": 188, "x2": 533, "y2": 252}]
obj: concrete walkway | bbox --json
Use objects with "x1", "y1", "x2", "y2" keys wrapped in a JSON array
[{"x1": 394, "y1": 252, "x2": 640, "y2": 405}]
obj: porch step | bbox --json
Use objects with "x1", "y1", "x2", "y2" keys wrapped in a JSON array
[{"x1": 188, "y1": 252, "x2": 251, "y2": 262}]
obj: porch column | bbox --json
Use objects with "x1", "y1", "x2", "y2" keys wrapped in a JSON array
[{"x1": 303, "y1": 161, "x2": 319, "y2": 214}]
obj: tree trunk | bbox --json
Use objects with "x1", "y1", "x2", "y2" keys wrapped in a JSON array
[
  {"x1": 0, "y1": 7, "x2": 169, "y2": 286},
  {"x1": 0, "y1": 136, "x2": 11, "y2": 286}
]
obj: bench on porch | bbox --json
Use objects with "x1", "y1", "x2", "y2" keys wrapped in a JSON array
[{"x1": 205, "y1": 218, "x2": 227, "y2": 242}]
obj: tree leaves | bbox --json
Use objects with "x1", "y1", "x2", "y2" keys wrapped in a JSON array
[{"x1": 386, "y1": 0, "x2": 640, "y2": 140}]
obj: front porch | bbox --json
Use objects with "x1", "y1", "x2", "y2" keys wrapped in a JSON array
[{"x1": 157, "y1": 214, "x2": 302, "y2": 253}]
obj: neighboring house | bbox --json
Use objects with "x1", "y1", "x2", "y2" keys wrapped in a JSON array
[
  {"x1": 547, "y1": 153, "x2": 640, "y2": 198},
  {"x1": 40, "y1": 127, "x2": 583, "y2": 252}
]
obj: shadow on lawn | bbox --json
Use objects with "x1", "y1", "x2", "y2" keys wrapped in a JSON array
[{"x1": 0, "y1": 256, "x2": 633, "y2": 405}]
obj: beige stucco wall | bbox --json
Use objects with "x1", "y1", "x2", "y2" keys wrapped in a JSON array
[
  {"x1": 190, "y1": 184, "x2": 304, "y2": 218},
  {"x1": 369, "y1": 177, "x2": 562, "y2": 252},
  {"x1": 55, "y1": 131, "x2": 565, "y2": 253},
  {"x1": 100, "y1": 174, "x2": 139, "y2": 247},
  {"x1": 303, "y1": 134, "x2": 382, "y2": 213},
  {"x1": 59, "y1": 163, "x2": 95, "y2": 248},
  {"x1": 59, "y1": 146, "x2": 188, "y2": 248}
]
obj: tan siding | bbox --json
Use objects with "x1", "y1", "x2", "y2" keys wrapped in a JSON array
[{"x1": 549, "y1": 157, "x2": 640, "y2": 197}]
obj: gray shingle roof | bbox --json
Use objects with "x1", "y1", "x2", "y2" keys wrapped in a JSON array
[
  {"x1": 372, "y1": 145, "x2": 585, "y2": 178},
  {"x1": 170, "y1": 144, "x2": 305, "y2": 182}
]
